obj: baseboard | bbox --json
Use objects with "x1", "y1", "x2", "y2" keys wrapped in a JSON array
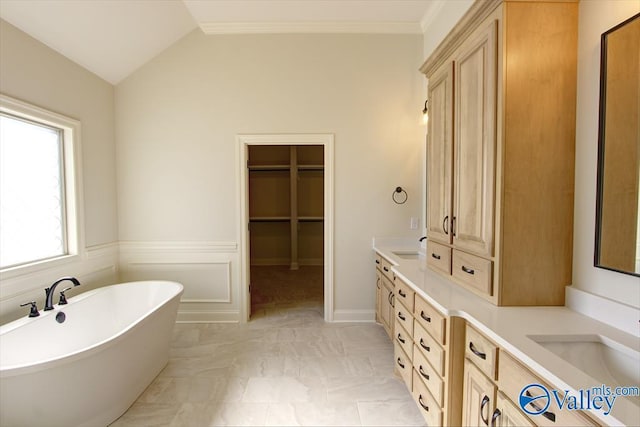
[
  {"x1": 176, "y1": 310, "x2": 240, "y2": 323},
  {"x1": 332, "y1": 309, "x2": 376, "y2": 323}
]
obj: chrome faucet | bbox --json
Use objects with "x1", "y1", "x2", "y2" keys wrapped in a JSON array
[{"x1": 44, "y1": 277, "x2": 80, "y2": 311}]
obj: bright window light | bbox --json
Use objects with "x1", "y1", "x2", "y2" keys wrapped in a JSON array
[{"x1": 0, "y1": 113, "x2": 67, "y2": 268}]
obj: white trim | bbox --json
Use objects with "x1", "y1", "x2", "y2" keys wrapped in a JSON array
[
  {"x1": 420, "y1": 0, "x2": 446, "y2": 33},
  {"x1": 332, "y1": 309, "x2": 376, "y2": 323},
  {"x1": 176, "y1": 310, "x2": 240, "y2": 323},
  {"x1": 119, "y1": 240, "x2": 237, "y2": 254},
  {"x1": 0, "y1": 94, "x2": 85, "y2": 279},
  {"x1": 200, "y1": 21, "x2": 422, "y2": 35},
  {"x1": 237, "y1": 133, "x2": 334, "y2": 322}
]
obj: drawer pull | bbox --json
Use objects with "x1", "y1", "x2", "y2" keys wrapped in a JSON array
[
  {"x1": 461, "y1": 265, "x2": 475, "y2": 275},
  {"x1": 431, "y1": 253, "x2": 441, "y2": 260},
  {"x1": 396, "y1": 357, "x2": 405, "y2": 369},
  {"x1": 398, "y1": 289, "x2": 407, "y2": 298},
  {"x1": 375, "y1": 259, "x2": 380, "y2": 265},
  {"x1": 469, "y1": 341, "x2": 487, "y2": 360},
  {"x1": 418, "y1": 395, "x2": 430, "y2": 412},
  {"x1": 397, "y1": 333, "x2": 406, "y2": 344},
  {"x1": 376, "y1": 277, "x2": 380, "y2": 289},
  {"x1": 490, "y1": 409, "x2": 501, "y2": 427},
  {"x1": 525, "y1": 390, "x2": 556, "y2": 422},
  {"x1": 398, "y1": 311, "x2": 406, "y2": 321},
  {"x1": 480, "y1": 395, "x2": 490, "y2": 426},
  {"x1": 418, "y1": 365, "x2": 430, "y2": 381},
  {"x1": 442, "y1": 215, "x2": 449, "y2": 235},
  {"x1": 383, "y1": 266, "x2": 389, "y2": 272},
  {"x1": 420, "y1": 310, "x2": 431, "y2": 323},
  {"x1": 420, "y1": 338, "x2": 430, "y2": 352}
]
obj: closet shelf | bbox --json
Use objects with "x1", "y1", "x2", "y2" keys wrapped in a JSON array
[
  {"x1": 249, "y1": 216, "x2": 290, "y2": 222},
  {"x1": 248, "y1": 165, "x2": 290, "y2": 171}
]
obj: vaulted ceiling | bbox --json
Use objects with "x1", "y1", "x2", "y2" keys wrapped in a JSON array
[{"x1": 0, "y1": 0, "x2": 440, "y2": 84}]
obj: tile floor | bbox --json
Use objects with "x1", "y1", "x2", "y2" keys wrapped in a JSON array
[{"x1": 110, "y1": 266, "x2": 426, "y2": 426}]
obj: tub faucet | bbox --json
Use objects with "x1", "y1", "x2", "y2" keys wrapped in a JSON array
[{"x1": 44, "y1": 277, "x2": 81, "y2": 311}]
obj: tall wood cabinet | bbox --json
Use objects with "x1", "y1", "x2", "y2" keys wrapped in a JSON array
[
  {"x1": 421, "y1": 0, "x2": 578, "y2": 306},
  {"x1": 248, "y1": 145, "x2": 324, "y2": 269}
]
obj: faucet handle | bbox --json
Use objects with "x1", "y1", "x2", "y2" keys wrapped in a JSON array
[
  {"x1": 58, "y1": 287, "x2": 73, "y2": 305},
  {"x1": 20, "y1": 301, "x2": 40, "y2": 318}
]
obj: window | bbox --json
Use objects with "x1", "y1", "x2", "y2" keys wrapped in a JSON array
[{"x1": 0, "y1": 95, "x2": 83, "y2": 272}]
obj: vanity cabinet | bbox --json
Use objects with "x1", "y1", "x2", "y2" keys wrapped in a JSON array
[
  {"x1": 375, "y1": 253, "x2": 395, "y2": 338},
  {"x1": 404, "y1": 286, "x2": 465, "y2": 427},
  {"x1": 462, "y1": 324, "x2": 596, "y2": 427},
  {"x1": 421, "y1": 0, "x2": 578, "y2": 306}
]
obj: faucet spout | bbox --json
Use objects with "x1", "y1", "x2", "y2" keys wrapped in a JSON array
[{"x1": 44, "y1": 277, "x2": 81, "y2": 311}]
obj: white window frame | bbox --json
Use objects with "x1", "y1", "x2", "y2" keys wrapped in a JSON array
[{"x1": 0, "y1": 94, "x2": 84, "y2": 279}]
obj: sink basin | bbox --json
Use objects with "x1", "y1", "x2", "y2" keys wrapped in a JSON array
[
  {"x1": 392, "y1": 250, "x2": 421, "y2": 260},
  {"x1": 528, "y1": 334, "x2": 640, "y2": 393}
]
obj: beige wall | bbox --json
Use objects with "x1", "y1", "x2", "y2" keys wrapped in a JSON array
[
  {"x1": 0, "y1": 19, "x2": 119, "y2": 323},
  {"x1": 115, "y1": 32, "x2": 424, "y2": 320},
  {"x1": 573, "y1": 0, "x2": 640, "y2": 307}
]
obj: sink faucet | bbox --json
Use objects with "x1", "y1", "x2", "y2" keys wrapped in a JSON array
[{"x1": 44, "y1": 277, "x2": 80, "y2": 311}]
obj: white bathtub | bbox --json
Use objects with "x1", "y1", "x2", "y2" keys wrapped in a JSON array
[{"x1": 0, "y1": 280, "x2": 183, "y2": 427}]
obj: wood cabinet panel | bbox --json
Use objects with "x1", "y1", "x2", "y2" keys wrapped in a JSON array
[
  {"x1": 413, "y1": 344, "x2": 445, "y2": 406},
  {"x1": 452, "y1": 19, "x2": 497, "y2": 258},
  {"x1": 464, "y1": 324, "x2": 498, "y2": 381},
  {"x1": 414, "y1": 295, "x2": 447, "y2": 346},
  {"x1": 412, "y1": 369, "x2": 444, "y2": 427},
  {"x1": 494, "y1": 392, "x2": 535, "y2": 427},
  {"x1": 452, "y1": 250, "x2": 493, "y2": 297},
  {"x1": 426, "y1": 240, "x2": 452, "y2": 276},
  {"x1": 462, "y1": 359, "x2": 497, "y2": 427},
  {"x1": 427, "y1": 62, "x2": 455, "y2": 245},
  {"x1": 414, "y1": 322, "x2": 446, "y2": 377}
]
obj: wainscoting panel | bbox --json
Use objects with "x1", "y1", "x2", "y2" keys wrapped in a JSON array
[{"x1": 119, "y1": 241, "x2": 240, "y2": 323}]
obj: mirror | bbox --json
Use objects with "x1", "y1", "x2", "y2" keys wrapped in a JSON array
[{"x1": 595, "y1": 13, "x2": 640, "y2": 277}]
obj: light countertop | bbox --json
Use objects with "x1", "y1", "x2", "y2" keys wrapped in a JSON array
[{"x1": 373, "y1": 241, "x2": 640, "y2": 427}]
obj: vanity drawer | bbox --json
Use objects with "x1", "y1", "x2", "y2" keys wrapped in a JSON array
[
  {"x1": 375, "y1": 253, "x2": 383, "y2": 269},
  {"x1": 395, "y1": 323, "x2": 413, "y2": 359},
  {"x1": 499, "y1": 352, "x2": 597, "y2": 427},
  {"x1": 414, "y1": 295, "x2": 446, "y2": 345},
  {"x1": 413, "y1": 344, "x2": 444, "y2": 406},
  {"x1": 394, "y1": 277, "x2": 415, "y2": 312},
  {"x1": 380, "y1": 257, "x2": 394, "y2": 281},
  {"x1": 465, "y1": 324, "x2": 498, "y2": 380},
  {"x1": 394, "y1": 341, "x2": 412, "y2": 390},
  {"x1": 414, "y1": 322, "x2": 445, "y2": 377},
  {"x1": 452, "y1": 250, "x2": 493, "y2": 297},
  {"x1": 395, "y1": 303, "x2": 414, "y2": 337},
  {"x1": 412, "y1": 369, "x2": 443, "y2": 427},
  {"x1": 427, "y1": 241, "x2": 452, "y2": 275}
]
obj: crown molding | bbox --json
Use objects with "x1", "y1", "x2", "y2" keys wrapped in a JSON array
[
  {"x1": 420, "y1": 0, "x2": 446, "y2": 33},
  {"x1": 199, "y1": 21, "x2": 422, "y2": 35}
]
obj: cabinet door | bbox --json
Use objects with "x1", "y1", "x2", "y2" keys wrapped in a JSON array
[
  {"x1": 462, "y1": 359, "x2": 496, "y2": 427},
  {"x1": 375, "y1": 269, "x2": 383, "y2": 323},
  {"x1": 426, "y1": 61, "x2": 454, "y2": 245},
  {"x1": 494, "y1": 392, "x2": 534, "y2": 427},
  {"x1": 453, "y1": 20, "x2": 497, "y2": 258},
  {"x1": 380, "y1": 277, "x2": 394, "y2": 338}
]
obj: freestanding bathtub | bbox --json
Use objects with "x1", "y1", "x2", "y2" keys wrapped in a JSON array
[{"x1": 0, "y1": 280, "x2": 183, "y2": 427}]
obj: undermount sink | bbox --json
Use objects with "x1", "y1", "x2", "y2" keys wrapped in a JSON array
[
  {"x1": 528, "y1": 334, "x2": 640, "y2": 394},
  {"x1": 392, "y1": 250, "x2": 421, "y2": 260}
]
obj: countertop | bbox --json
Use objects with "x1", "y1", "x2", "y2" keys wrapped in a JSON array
[{"x1": 373, "y1": 241, "x2": 639, "y2": 427}]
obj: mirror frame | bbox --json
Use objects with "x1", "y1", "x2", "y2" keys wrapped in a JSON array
[{"x1": 594, "y1": 12, "x2": 640, "y2": 277}]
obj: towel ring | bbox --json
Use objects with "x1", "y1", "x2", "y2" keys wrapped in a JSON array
[{"x1": 392, "y1": 187, "x2": 408, "y2": 204}]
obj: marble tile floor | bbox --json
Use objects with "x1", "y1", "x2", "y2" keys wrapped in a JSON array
[{"x1": 110, "y1": 266, "x2": 426, "y2": 426}]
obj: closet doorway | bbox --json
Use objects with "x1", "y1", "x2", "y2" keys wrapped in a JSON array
[{"x1": 237, "y1": 134, "x2": 334, "y2": 322}]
